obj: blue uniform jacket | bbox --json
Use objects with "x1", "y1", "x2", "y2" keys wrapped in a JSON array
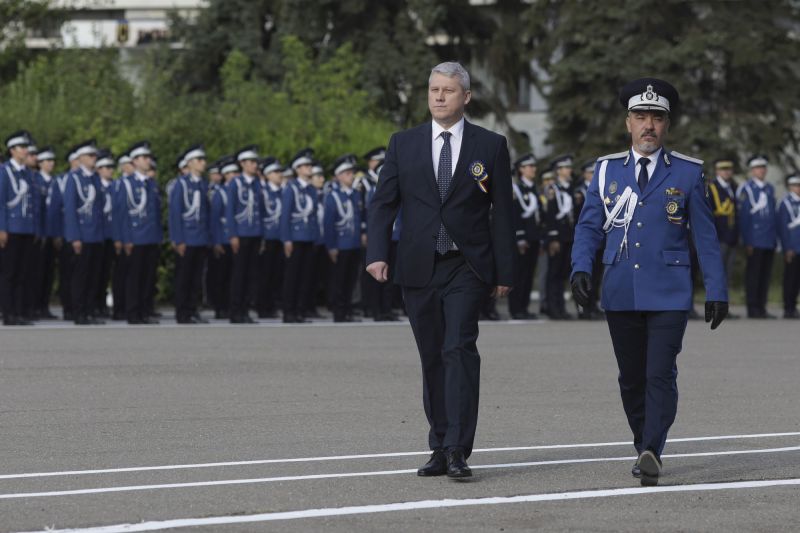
[
  {"x1": 736, "y1": 179, "x2": 777, "y2": 250},
  {"x1": 33, "y1": 172, "x2": 56, "y2": 238},
  {"x1": 315, "y1": 189, "x2": 326, "y2": 246},
  {"x1": 0, "y1": 162, "x2": 39, "y2": 235},
  {"x1": 225, "y1": 175, "x2": 264, "y2": 239},
  {"x1": 99, "y1": 179, "x2": 115, "y2": 241},
  {"x1": 777, "y1": 193, "x2": 800, "y2": 253},
  {"x1": 708, "y1": 178, "x2": 738, "y2": 247},
  {"x1": 262, "y1": 182, "x2": 282, "y2": 241},
  {"x1": 209, "y1": 184, "x2": 230, "y2": 246},
  {"x1": 45, "y1": 174, "x2": 69, "y2": 238},
  {"x1": 571, "y1": 149, "x2": 728, "y2": 311},
  {"x1": 63, "y1": 169, "x2": 105, "y2": 243},
  {"x1": 169, "y1": 175, "x2": 210, "y2": 246},
  {"x1": 323, "y1": 188, "x2": 364, "y2": 250},
  {"x1": 279, "y1": 179, "x2": 319, "y2": 243},
  {"x1": 115, "y1": 174, "x2": 163, "y2": 245}
]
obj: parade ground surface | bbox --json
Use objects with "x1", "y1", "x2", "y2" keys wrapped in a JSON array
[{"x1": 1, "y1": 309, "x2": 799, "y2": 532}]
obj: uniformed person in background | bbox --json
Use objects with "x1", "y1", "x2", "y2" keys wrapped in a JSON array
[
  {"x1": 280, "y1": 148, "x2": 319, "y2": 323},
  {"x1": 50, "y1": 146, "x2": 82, "y2": 320},
  {"x1": 509, "y1": 153, "x2": 541, "y2": 320},
  {"x1": 94, "y1": 149, "x2": 117, "y2": 318},
  {"x1": 226, "y1": 145, "x2": 264, "y2": 324},
  {"x1": 0, "y1": 131, "x2": 40, "y2": 325},
  {"x1": 32, "y1": 145, "x2": 58, "y2": 319},
  {"x1": 542, "y1": 154, "x2": 576, "y2": 319},
  {"x1": 778, "y1": 174, "x2": 800, "y2": 319},
  {"x1": 116, "y1": 141, "x2": 162, "y2": 325},
  {"x1": 256, "y1": 156, "x2": 284, "y2": 319},
  {"x1": 571, "y1": 78, "x2": 728, "y2": 486},
  {"x1": 708, "y1": 158, "x2": 739, "y2": 318},
  {"x1": 737, "y1": 155, "x2": 777, "y2": 319},
  {"x1": 208, "y1": 155, "x2": 238, "y2": 319},
  {"x1": 306, "y1": 162, "x2": 329, "y2": 318},
  {"x1": 169, "y1": 144, "x2": 210, "y2": 324},
  {"x1": 111, "y1": 153, "x2": 132, "y2": 320},
  {"x1": 63, "y1": 140, "x2": 105, "y2": 325},
  {"x1": 324, "y1": 154, "x2": 364, "y2": 322},
  {"x1": 572, "y1": 159, "x2": 604, "y2": 319}
]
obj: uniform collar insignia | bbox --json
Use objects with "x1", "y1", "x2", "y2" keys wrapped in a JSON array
[{"x1": 663, "y1": 151, "x2": 671, "y2": 167}]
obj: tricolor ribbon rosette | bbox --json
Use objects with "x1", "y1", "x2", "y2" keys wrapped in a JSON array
[{"x1": 469, "y1": 160, "x2": 490, "y2": 193}]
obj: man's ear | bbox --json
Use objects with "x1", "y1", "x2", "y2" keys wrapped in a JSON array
[
  {"x1": 625, "y1": 114, "x2": 632, "y2": 134},
  {"x1": 464, "y1": 90, "x2": 472, "y2": 106}
]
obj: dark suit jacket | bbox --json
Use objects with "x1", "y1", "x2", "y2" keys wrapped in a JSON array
[{"x1": 367, "y1": 120, "x2": 515, "y2": 288}]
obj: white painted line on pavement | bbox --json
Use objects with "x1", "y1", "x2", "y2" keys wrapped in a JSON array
[
  {"x1": 21, "y1": 477, "x2": 800, "y2": 532},
  {"x1": 1, "y1": 430, "x2": 798, "y2": 480},
  {"x1": 2, "y1": 445, "x2": 799, "y2": 501}
]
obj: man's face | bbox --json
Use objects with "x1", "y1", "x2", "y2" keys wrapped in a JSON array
[
  {"x1": 39, "y1": 160, "x2": 55, "y2": 174},
  {"x1": 10, "y1": 145, "x2": 29, "y2": 163},
  {"x1": 751, "y1": 165, "x2": 767, "y2": 180},
  {"x1": 98, "y1": 166, "x2": 113, "y2": 180},
  {"x1": 367, "y1": 159, "x2": 381, "y2": 171},
  {"x1": 188, "y1": 157, "x2": 207, "y2": 175},
  {"x1": 26, "y1": 152, "x2": 38, "y2": 168},
  {"x1": 311, "y1": 174, "x2": 325, "y2": 189},
  {"x1": 626, "y1": 110, "x2": 669, "y2": 155},
  {"x1": 428, "y1": 73, "x2": 471, "y2": 126},
  {"x1": 557, "y1": 166, "x2": 572, "y2": 181},
  {"x1": 790, "y1": 183, "x2": 800, "y2": 196},
  {"x1": 223, "y1": 171, "x2": 236, "y2": 183},
  {"x1": 296, "y1": 163, "x2": 312, "y2": 179},
  {"x1": 267, "y1": 171, "x2": 282, "y2": 186},
  {"x1": 520, "y1": 164, "x2": 536, "y2": 180},
  {"x1": 337, "y1": 169, "x2": 355, "y2": 189},
  {"x1": 133, "y1": 155, "x2": 151, "y2": 173},
  {"x1": 241, "y1": 159, "x2": 258, "y2": 176},
  {"x1": 716, "y1": 168, "x2": 733, "y2": 181},
  {"x1": 122, "y1": 162, "x2": 134, "y2": 175},
  {"x1": 209, "y1": 171, "x2": 222, "y2": 185},
  {"x1": 583, "y1": 169, "x2": 594, "y2": 184},
  {"x1": 79, "y1": 153, "x2": 97, "y2": 171}
]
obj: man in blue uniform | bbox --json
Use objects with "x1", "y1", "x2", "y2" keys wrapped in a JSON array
[
  {"x1": 110, "y1": 153, "x2": 132, "y2": 320},
  {"x1": 280, "y1": 148, "x2": 319, "y2": 324},
  {"x1": 63, "y1": 140, "x2": 105, "y2": 325},
  {"x1": 509, "y1": 153, "x2": 541, "y2": 319},
  {"x1": 324, "y1": 154, "x2": 365, "y2": 322},
  {"x1": 208, "y1": 156, "x2": 238, "y2": 319},
  {"x1": 571, "y1": 78, "x2": 728, "y2": 486},
  {"x1": 778, "y1": 174, "x2": 800, "y2": 319},
  {"x1": 169, "y1": 144, "x2": 210, "y2": 324},
  {"x1": 226, "y1": 146, "x2": 264, "y2": 324},
  {"x1": 737, "y1": 155, "x2": 777, "y2": 318},
  {"x1": 116, "y1": 140, "x2": 162, "y2": 325},
  {"x1": 0, "y1": 131, "x2": 40, "y2": 325},
  {"x1": 31, "y1": 145, "x2": 58, "y2": 319},
  {"x1": 94, "y1": 149, "x2": 117, "y2": 318},
  {"x1": 257, "y1": 156, "x2": 284, "y2": 319}
]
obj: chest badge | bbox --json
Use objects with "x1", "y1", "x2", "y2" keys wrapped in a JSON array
[
  {"x1": 609, "y1": 181, "x2": 618, "y2": 194},
  {"x1": 666, "y1": 201, "x2": 679, "y2": 215}
]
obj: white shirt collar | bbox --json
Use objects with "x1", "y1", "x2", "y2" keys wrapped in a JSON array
[
  {"x1": 189, "y1": 174, "x2": 201, "y2": 183},
  {"x1": 631, "y1": 147, "x2": 662, "y2": 169},
  {"x1": 80, "y1": 166, "x2": 94, "y2": 177},
  {"x1": 790, "y1": 191, "x2": 800, "y2": 202},
  {"x1": 296, "y1": 177, "x2": 309, "y2": 188},
  {"x1": 101, "y1": 177, "x2": 113, "y2": 187},
  {"x1": 340, "y1": 186, "x2": 353, "y2": 194},
  {"x1": 521, "y1": 177, "x2": 535, "y2": 188},
  {"x1": 40, "y1": 171, "x2": 52, "y2": 182},
  {"x1": 134, "y1": 171, "x2": 148, "y2": 182},
  {"x1": 268, "y1": 182, "x2": 281, "y2": 192},
  {"x1": 9, "y1": 158, "x2": 25, "y2": 172},
  {"x1": 432, "y1": 117, "x2": 465, "y2": 143},
  {"x1": 242, "y1": 173, "x2": 255, "y2": 184},
  {"x1": 716, "y1": 176, "x2": 732, "y2": 189},
  {"x1": 751, "y1": 177, "x2": 766, "y2": 188}
]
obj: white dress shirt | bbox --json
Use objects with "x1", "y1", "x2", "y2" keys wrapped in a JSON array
[
  {"x1": 432, "y1": 117, "x2": 464, "y2": 179},
  {"x1": 631, "y1": 147, "x2": 661, "y2": 183}
]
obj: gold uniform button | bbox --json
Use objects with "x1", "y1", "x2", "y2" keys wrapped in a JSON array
[
  {"x1": 636, "y1": 222, "x2": 643, "y2": 228},
  {"x1": 638, "y1": 201, "x2": 644, "y2": 207},
  {"x1": 635, "y1": 242, "x2": 641, "y2": 248},
  {"x1": 634, "y1": 264, "x2": 640, "y2": 270}
]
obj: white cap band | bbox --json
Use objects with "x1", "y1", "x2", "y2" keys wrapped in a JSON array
[
  {"x1": 749, "y1": 157, "x2": 768, "y2": 168},
  {"x1": 221, "y1": 163, "x2": 239, "y2": 174},
  {"x1": 130, "y1": 146, "x2": 152, "y2": 158},
  {"x1": 292, "y1": 156, "x2": 313, "y2": 169},
  {"x1": 6, "y1": 136, "x2": 29, "y2": 149},
  {"x1": 183, "y1": 148, "x2": 206, "y2": 162},
  {"x1": 237, "y1": 150, "x2": 258, "y2": 162},
  {"x1": 628, "y1": 84, "x2": 670, "y2": 112},
  {"x1": 74, "y1": 145, "x2": 98, "y2": 158}
]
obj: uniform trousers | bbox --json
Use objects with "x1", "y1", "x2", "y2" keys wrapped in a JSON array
[
  {"x1": 606, "y1": 310, "x2": 688, "y2": 458},
  {"x1": 229, "y1": 237, "x2": 261, "y2": 321},
  {"x1": 126, "y1": 244, "x2": 160, "y2": 322},
  {"x1": 95, "y1": 239, "x2": 115, "y2": 314},
  {"x1": 0, "y1": 233, "x2": 35, "y2": 321},
  {"x1": 282, "y1": 241, "x2": 314, "y2": 320},
  {"x1": 112, "y1": 249, "x2": 128, "y2": 319},
  {"x1": 174, "y1": 246, "x2": 207, "y2": 321},
  {"x1": 58, "y1": 243, "x2": 74, "y2": 317},
  {"x1": 508, "y1": 241, "x2": 539, "y2": 316},
  {"x1": 71, "y1": 242, "x2": 103, "y2": 321},
  {"x1": 207, "y1": 245, "x2": 232, "y2": 315},
  {"x1": 718, "y1": 243, "x2": 738, "y2": 287},
  {"x1": 546, "y1": 242, "x2": 572, "y2": 317},
  {"x1": 783, "y1": 253, "x2": 800, "y2": 314},
  {"x1": 403, "y1": 253, "x2": 489, "y2": 457},
  {"x1": 745, "y1": 248, "x2": 774, "y2": 316},
  {"x1": 331, "y1": 248, "x2": 360, "y2": 321},
  {"x1": 31, "y1": 237, "x2": 56, "y2": 315},
  {"x1": 257, "y1": 239, "x2": 283, "y2": 317}
]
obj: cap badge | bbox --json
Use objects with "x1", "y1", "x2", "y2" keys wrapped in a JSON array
[{"x1": 642, "y1": 84, "x2": 657, "y2": 101}]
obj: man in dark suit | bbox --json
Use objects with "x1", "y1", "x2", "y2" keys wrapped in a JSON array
[{"x1": 367, "y1": 62, "x2": 515, "y2": 479}]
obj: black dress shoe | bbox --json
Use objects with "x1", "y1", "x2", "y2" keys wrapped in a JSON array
[
  {"x1": 244, "y1": 315, "x2": 258, "y2": 324},
  {"x1": 89, "y1": 316, "x2": 106, "y2": 325},
  {"x1": 510, "y1": 312, "x2": 527, "y2": 320},
  {"x1": 446, "y1": 448, "x2": 472, "y2": 479},
  {"x1": 632, "y1": 463, "x2": 641, "y2": 478},
  {"x1": 282, "y1": 314, "x2": 296, "y2": 324},
  {"x1": 127, "y1": 318, "x2": 144, "y2": 325},
  {"x1": 142, "y1": 316, "x2": 160, "y2": 325},
  {"x1": 784, "y1": 309, "x2": 800, "y2": 319},
  {"x1": 637, "y1": 450, "x2": 662, "y2": 487},
  {"x1": 74, "y1": 316, "x2": 91, "y2": 325},
  {"x1": 39, "y1": 310, "x2": 58, "y2": 320},
  {"x1": 417, "y1": 450, "x2": 447, "y2": 477}
]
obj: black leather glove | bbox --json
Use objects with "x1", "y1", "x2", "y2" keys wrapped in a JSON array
[
  {"x1": 571, "y1": 271, "x2": 592, "y2": 308},
  {"x1": 705, "y1": 301, "x2": 728, "y2": 330}
]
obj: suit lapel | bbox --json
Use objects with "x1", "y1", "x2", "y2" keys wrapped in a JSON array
[
  {"x1": 642, "y1": 150, "x2": 671, "y2": 200},
  {"x1": 443, "y1": 120, "x2": 477, "y2": 204},
  {"x1": 422, "y1": 122, "x2": 439, "y2": 200}
]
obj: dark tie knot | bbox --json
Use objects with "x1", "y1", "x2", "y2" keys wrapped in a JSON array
[
  {"x1": 440, "y1": 131, "x2": 452, "y2": 142},
  {"x1": 639, "y1": 157, "x2": 650, "y2": 167}
]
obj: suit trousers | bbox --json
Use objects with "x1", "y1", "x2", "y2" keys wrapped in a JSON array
[
  {"x1": 331, "y1": 249, "x2": 360, "y2": 321},
  {"x1": 0, "y1": 233, "x2": 35, "y2": 320},
  {"x1": 370, "y1": 241, "x2": 398, "y2": 318},
  {"x1": 508, "y1": 241, "x2": 539, "y2": 316},
  {"x1": 783, "y1": 253, "x2": 800, "y2": 313},
  {"x1": 175, "y1": 246, "x2": 207, "y2": 321},
  {"x1": 126, "y1": 244, "x2": 160, "y2": 322},
  {"x1": 402, "y1": 253, "x2": 490, "y2": 457},
  {"x1": 606, "y1": 310, "x2": 689, "y2": 457},
  {"x1": 71, "y1": 242, "x2": 103, "y2": 320},
  {"x1": 229, "y1": 237, "x2": 260, "y2": 320},
  {"x1": 745, "y1": 248, "x2": 774, "y2": 315},
  {"x1": 282, "y1": 241, "x2": 314, "y2": 318}
]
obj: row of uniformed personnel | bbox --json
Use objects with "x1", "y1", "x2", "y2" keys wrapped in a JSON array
[
  {"x1": 0, "y1": 131, "x2": 401, "y2": 325},
  {"x1": 508, "y1": 152, "x2": 800, "y2": 321}
]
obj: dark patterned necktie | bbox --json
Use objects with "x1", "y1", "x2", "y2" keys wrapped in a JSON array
[
  {"x1": 638, "y1": 157, "x2": 650, "y2": 193},
  {"x1": 436, "y1": 131, "x2": 453, "y2": 254}
]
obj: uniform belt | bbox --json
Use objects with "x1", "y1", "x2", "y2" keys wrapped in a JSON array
[{"x1": 435, "y1": 250, "x2": 462, "y2": 261}]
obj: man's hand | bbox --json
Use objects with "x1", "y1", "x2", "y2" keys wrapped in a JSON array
[
  {"x1": 0, "y1": 231, "x2": 7, "y2": 249},
  {"x1": 705, "y1": 301, "x2": 728, "y2": 330},
  {"x1": 230, "y1": 236, "x2": 240, "y2": 255},
  {"x1": 283, "y1": 241, "x2": 293, "y2": 258},
  {"x1": 746, "y1": 245, "x2": 754, "y2": 257},
  {"x1": 517, "y1": 241, "x2": 529, "y2": 255},
  {"x1": 571, "y1": 271, "x2": 592, "y2": 308},
  {"x1": 114, "y1": 241, "x2": 122, "y2": 255},
  {"x1": 72, "y1": 240, "x2": 83, "y2": 255},
  {"x1": 328, "y1": 249, "x2": 338, "y2": 263},
  {"x1": 491, "y1": 286, "x2": 511, "y2": 298},
  {"x1": 124, "y1": 243, "x2": 133, "y2": 256},
  {"x1": 786, "y1": 250, "x2": 796, "y2": 264},
  {"x1": 213, "y1": 244, "x2": 225, "y2": 258},
  {"x1": 548, "y1": 240, "x2": 561, "y2": 256},
  {"x1": 366, "y1": 261, "x2": 389, "y2": 282},
  {"x1": 176, "y1": 243, "x2": 187, "y2": 257}
]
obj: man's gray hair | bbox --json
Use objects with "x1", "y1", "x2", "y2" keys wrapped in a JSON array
[{"x1": 429, "y1": 62, "x2": 471, "y2": 92}]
